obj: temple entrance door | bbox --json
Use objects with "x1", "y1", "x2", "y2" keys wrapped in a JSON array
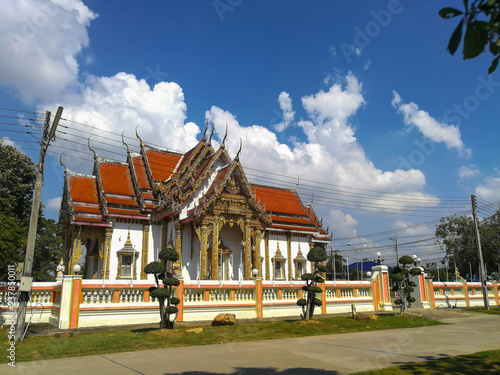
[{"x1": 218, "y1": 250, "x2": 231, "y2": 280}]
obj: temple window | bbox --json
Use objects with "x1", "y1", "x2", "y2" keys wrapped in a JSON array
[
  {"x1": 294, "y1": 249, "x2": 307, "y2": 280},
  {"x1": 116, "y1": 231, "x2": 139, "y2": 279},
  {"x1": 121, "y1": 255, "x2": 132, "y2": 277},
  {"x1": 272, "y1": 244, "x2": 286, "y2": 280}
]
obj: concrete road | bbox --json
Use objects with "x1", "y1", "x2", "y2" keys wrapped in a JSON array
[{"x1": 3, "y1": 309, "x2": 500, "y2": 375}]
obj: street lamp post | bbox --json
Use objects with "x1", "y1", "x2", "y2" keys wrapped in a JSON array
[{"x1": 374, "y1": 252, "x2": 383, "y2": 265}]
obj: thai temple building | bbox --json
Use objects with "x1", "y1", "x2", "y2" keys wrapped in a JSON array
[{"x1": 58, "y1": 128, "x2": 331, "y2": 283}]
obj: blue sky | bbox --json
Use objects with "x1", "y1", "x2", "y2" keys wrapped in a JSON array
[{"x1": 1, "y1": 0, "x2": 499, "y2": 266}]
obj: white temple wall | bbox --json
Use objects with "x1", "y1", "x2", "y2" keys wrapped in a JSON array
[
  {"x1": 182, "y1": 223, "x2": 197, "y2": 281},
  {"x1": 150, "y1": 221, "x2": 162, "y2": 263},
  {"x1": 109, "y1": 222, "x2": 143, "y2": 280},
  {"x1": 263, "y1": 233, "x2": 313, "y2": 279}
]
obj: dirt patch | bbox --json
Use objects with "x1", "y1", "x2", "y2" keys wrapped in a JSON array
[
  {"x1": 299, "y1": 320, "x2": 322, "y2": 325},
  {"x1": 146, "y1": 329, "x2": 184, "y2": 338}
]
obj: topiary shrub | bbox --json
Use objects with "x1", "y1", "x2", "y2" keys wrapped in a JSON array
[
  {"x1": 296, "y1": 246, "x2": 328, "y2": 321},
  {"x1": 390, "y1": 255, "x2": 422, "y2": 314},
  {"x1": 144, "y1": 247, "x2": 181, "y2": 329}
]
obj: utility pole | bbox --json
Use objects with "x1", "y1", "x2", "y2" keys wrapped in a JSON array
[
  {"x1": 471, "y1": 194, "x2": 489, "y2": 310},
  {"x1": 390, "y1": 235, "x2": 399, "y2": 267},
  {"x1": 15, "y1": 107, "x2": 63, "y2": 341}
]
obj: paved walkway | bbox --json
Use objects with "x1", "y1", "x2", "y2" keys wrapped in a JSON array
[{"x1": 3, "y1": 309, "x2": 500, "y2": 375}]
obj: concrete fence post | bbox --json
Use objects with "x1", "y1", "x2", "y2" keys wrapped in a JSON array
[
  {"x1": 58, "y1": 275, "x2": 82, "y2": 329},
  {"x1": 409, "y1": 268, "x2": 430, "y2": 309},
  {"x1": 371, "y1": 265, "x2": 392, "y2": 311}
]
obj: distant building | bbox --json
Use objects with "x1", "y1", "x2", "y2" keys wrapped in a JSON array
[{"x1": 58, "y1": 130, "x2": 331, "y2": 282}]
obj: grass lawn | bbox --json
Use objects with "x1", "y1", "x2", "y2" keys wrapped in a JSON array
[
  {"x1": 352, "y1": 349, "x2": 500, "y2": 374},
  {"x1": 1, "y1": 313, "x2": 441, "y2": 363},
  {"x1": 464, "y1": 306, "x2": 500, "y2": 315}
]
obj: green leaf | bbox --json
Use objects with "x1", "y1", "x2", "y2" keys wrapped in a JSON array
[
  {"x1": 489, "y1": 41, "x2": 500, "y2": 55},
  {"x1": 159, "y1": 246, "x2": 179, "y2": 262},
  {"x1": 447, "y1": 19, "x2": 464, "y2": 55},
  {"x1": 301, "y1": 273, "x2": 315, "y2": 281},
  {"x1": 488, "y1": 55, "x2": 500, "y2": 73},
  {"x1": 296, "y1": 298, "x2": 307, "y2": 307},
  {"x1": 409, "y1": 267, "x2": 422, "y2": 276},
  {"x1": 439, "y1": 7, "x2": 464, "y2": 19},
  {"x1": 163, "y1": 276, "x2": 180, "y2": 286},
  {"x1": 463, "y1": 21, "x2": 489, "y2": 59}
]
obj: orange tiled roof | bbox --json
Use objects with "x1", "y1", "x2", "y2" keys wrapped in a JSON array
[
  {"x1": 106, "y1": 207, "x2": 144, "y2": 216},
  {"x1": 270, "y1": 215, "x2": 314, "y2": 226},
  {"x1": 145, "y1": 149, "x2": 182, "y2": 182},
  {"x1": 99, "y1": 163, "x2": 135, "y2": 196},
  {"x1": 253, "y1": 185, "x2": 306, "y2": 216},
  {"x1": 69, "y1": 176, "x2": 100, "y2": 204},
  {"x1": 72, "y1": 205, "x2": 101, "y2": 214},
  {"x1": 105, "y1": 197, "x2": 139, "y2": 207}
]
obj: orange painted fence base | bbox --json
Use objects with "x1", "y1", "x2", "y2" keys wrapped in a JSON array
[{"x1": 1, "y1": 271, "x2": 498, "y2": 329}]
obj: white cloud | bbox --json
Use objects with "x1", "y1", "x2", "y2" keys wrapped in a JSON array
[
  {"x1": 476, "y1": 169, "x2": 500, "y2": 202},
  {"x1": 207, "y1": 74, "x2": 433, "y2": 237},
  {"x1": 274, "y1": 92, "x2": 295, "y2": 132},
  {"x1": 0, "y1": 137, "x2": 17, "y2": 147},
  {"x1": 43, "y1": 73, "x2": 200, "y2": 169},
  {"x1": 2, "y1": 3, "x2": 438, "y2": 240},
  {"x1": 363, "y1": 59, "x2": 372, "y2": 71},
  {"x1": 393, "y1": 220, "x2": 433, "y2": 237},
  {"x1": 392, "y1": 91, "x2": 471, "y2": 158},
  {"x1": 328, "y1": 209, "x2": 358, "y2": 239},
  {"x1": 458, "y1": 165, "x2": 481, "y2": 180},
  {"x1": 46, "y1": 196, "x2": 62, "y2": 211},
  {"x1": 0, "y1": 0, "x2": 97, "y2": 102}
]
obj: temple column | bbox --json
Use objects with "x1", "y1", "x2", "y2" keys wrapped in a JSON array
[
  {"x1": 102, "y1": 227, "x2": 112, "y2": 279},
  {"x1": 287, "y1": 232, "x2": 292, "y2": 281},
  {"x1": 244, "y1": 218, "x2": 252, "y2": 279},
  {"x1": 198, "y1": 225, "x2": 209, "y2": 280},
  {"x1": 141, "y1": 224, "x2": 150, "y2": 280},
  {"x1": 254, "y1": 228, "x2": 263, "y2": 278},
  {"x1": 211, "y1": 218, "x2": 220, "y2": 280},
  {"x1": 174, "y1": 220, "x2": 182, "y2": 268},
  {"x1": 161, "y1": 220, "x2": 168, "y2": 252},
  {"x1": 69, "y1": 232, "x2": 82, "y2": 275},
  {"x1": 265, "y1": 231, "x2": 270, "y2": 281}
]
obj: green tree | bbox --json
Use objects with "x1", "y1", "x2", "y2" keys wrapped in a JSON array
[
  {"x1": 297, "y1": 246, "x2": 328, "y2": 321},
  {"x1": 435, "y1": 210, "x2": 500, "y2": 279},
  {"x1": 0, "y1": 143, "x2": 36, "y2": 221},
  {"x1": 0, "y1": 142, "x2": 61, "y2": 281},
  {"x1": 32, "y1": 216, "x2": 62, "y2": 281},
  {"x1": 440, "y1": 1, "x2": 500, "y2": 73},
  {"x1": 326, "y1": 251, "x2": 344, "y2": 280},
  {"x1": 391, "y1": 255, "x2": 421, "y2": 314},
  {"x1": 144, "y1": 246, "x2": 181, "y2": 329},
  {"x1": 0, "y1": 214, "x2": 26, "y2": 279}
]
